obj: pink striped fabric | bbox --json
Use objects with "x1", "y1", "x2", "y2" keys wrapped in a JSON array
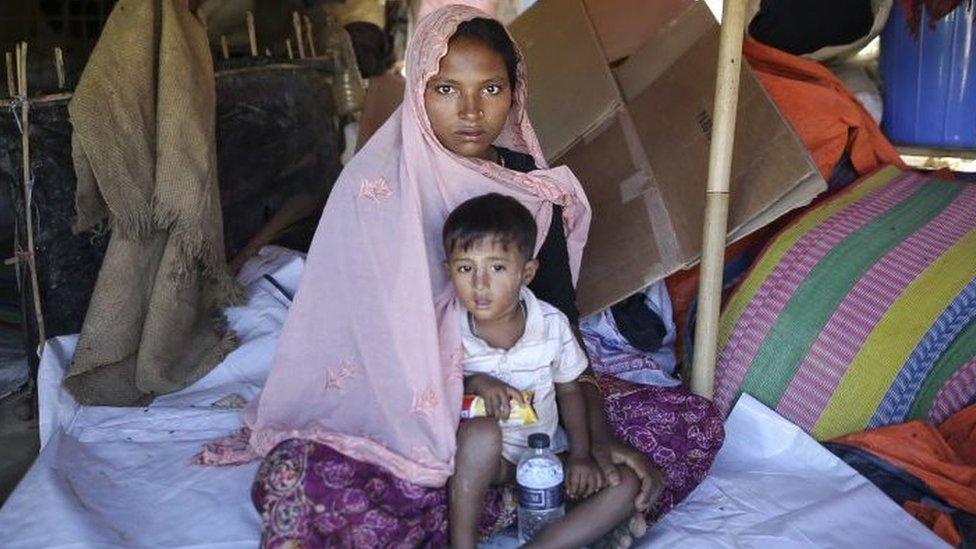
[
  {"x1": 930, "y1": 356, "x2": 976, "y2": 424},
  {"x1": 776, "y1": 185, "x2": 976, "y2": 430},
  {"x1": 714, "y1": 172, "x2": 925, "y2": 413}
]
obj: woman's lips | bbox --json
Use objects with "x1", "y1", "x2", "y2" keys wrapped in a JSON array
[{"x1": 456, "y1": 128, "x2": 485, "y2": 142}]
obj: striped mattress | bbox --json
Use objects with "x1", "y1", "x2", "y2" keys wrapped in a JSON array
[{"x1": 714, "y1": 166, "x2": 976, "y2": 440}]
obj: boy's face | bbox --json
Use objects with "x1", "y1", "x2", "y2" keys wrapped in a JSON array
[{"x1": 446, "y1": 237, "x2": 538, "y2": 325}]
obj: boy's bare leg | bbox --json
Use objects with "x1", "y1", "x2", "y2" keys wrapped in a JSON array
[
  {"x1": 449, "y1": 417, "x2": 510, "y2": 549},
  {"x1": 524, "y1": 465, "x2": 640, "y2": 549}
]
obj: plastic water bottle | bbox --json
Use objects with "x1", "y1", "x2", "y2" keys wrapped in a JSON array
[{"x1": 516, "y1": 433, "x2": 565, "y2": 542}]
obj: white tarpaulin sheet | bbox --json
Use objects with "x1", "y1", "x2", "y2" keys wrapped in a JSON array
[
  {"x1": 0, "y1": 247, "x2": 947, "y2": 548},
  {"x1": 641, "y1": 393, "x2": 947, "y2": 548},
  {"x1": 0, "y1": 246, "x2": 305, "y2": 549}
]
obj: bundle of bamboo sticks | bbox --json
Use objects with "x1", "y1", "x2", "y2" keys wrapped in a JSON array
[{"x1": 4, "y1": 42, "x2": 47, "y2": 350}]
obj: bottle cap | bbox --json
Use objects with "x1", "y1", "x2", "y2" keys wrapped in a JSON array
[{"x1": 528, "y1": 433, "x2": 550, "y2": 449}]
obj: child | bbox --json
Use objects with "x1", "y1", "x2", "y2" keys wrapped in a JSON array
[{"x1": 443, "y1": 193, "x2": 640, "y2": 549}]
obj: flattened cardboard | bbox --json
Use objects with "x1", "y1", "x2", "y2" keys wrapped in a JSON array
[
  {"x1": 508, "y1": 0, "x2": 620, "y2": 160},
  {"x1": 582, "y1": 0, "x2": 694, "y2": 63},
  {"x1": 621, "y1": 3, "x2": 823, "y2": 259},
  {"x1": 510, "y1": 0, "x2": 825, "y2": 316},
  {"x1": 558, "y1": 113, "x2": 670, "y2": 312},
  {"x1": 612, "y1": 1, "x2": 713, "y2": 101}
]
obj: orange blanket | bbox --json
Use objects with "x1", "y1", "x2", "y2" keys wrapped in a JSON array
[
  {"x1": 834, "y1": 404, "x2": 976, "y2": 546},
  {"x1": 743, "y1": 38, "x2": 906, "y2": 178}
]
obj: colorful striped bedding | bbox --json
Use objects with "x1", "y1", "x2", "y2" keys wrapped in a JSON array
[{"x1": 714, "y1": 166, "x2": 976, "y2": 440}]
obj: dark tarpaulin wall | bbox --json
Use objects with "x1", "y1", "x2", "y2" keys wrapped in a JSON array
[{"x1": 0, "y1": 60, "x2": 341, "y2": 368}]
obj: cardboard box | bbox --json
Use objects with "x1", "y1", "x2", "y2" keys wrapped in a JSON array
[
  {"x1": 582, "y1": 0, "x2": 692, "y2": 63},
  {"x1": 509, "y1": 0, "x2": 825, "y2": 316}
]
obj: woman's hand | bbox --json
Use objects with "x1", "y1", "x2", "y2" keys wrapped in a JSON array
[
  {"x1": 465, "y1": 374, "x2": 524, "y2": 420},
  {"x1": 591, "y1": 438, "x2": 664, "y2": 512}
]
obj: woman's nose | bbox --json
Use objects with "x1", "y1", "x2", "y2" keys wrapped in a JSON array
[{"x1": 459, "y1": 94, "x2": 483, "y2": 121}]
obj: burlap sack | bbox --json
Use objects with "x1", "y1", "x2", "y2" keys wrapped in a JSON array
[{"x1": 65, "y1": 0, "x2": 239, "y2": 406}]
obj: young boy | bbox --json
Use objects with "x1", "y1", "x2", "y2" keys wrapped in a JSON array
[{"x1": 443, "y1": 193, "x2": 640, "y2": 548}]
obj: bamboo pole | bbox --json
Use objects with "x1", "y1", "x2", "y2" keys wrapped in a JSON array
[
  {"x1": 53, "y1": 47, "x2": 65, "y2": 89},
  {"x1": 246, "y1": 11, "x2": 258, "y2": 57},
  {"x1": 690, "y1": 0, "x2": 747, "y2": 399},
  {"x1": 15, "y1": 42, "x2": 47, "y2": 350},
  {"x1": 220, "y1": 35, "x2": 230, "y2": 59},
  {"x1": 292, "y1": 12, "x2": 306, "y2": 59},
  {"x1": 285, "y1": 39, "x2": 294, "y2": 60},
  {"x1": 303, "y1": 15, "x2": 317, "y2": 58},
  {"x1": 5, "y1": 52, "x2": 14, "y2": 97}
]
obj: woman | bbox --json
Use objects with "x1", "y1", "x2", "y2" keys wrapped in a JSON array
[{"x1": 241, "y1": 6, "x2": 723, "y2": 546}]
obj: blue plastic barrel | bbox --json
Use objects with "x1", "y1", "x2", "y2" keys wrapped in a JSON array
[{"x1": 881, "y1": 2, "x2": 976, "y2": 149}]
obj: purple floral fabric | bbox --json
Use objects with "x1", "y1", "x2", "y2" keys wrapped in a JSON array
[
  {"x1": 598, "y1": 376, "x2": 725, "y2": 517},
  {"x1": 252, "y1": 378, "x2": 724, "y2": 547}
]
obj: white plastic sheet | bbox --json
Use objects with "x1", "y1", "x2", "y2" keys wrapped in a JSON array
[
  {"x1": 0, "y1": 246, "x2": 304, "y2": 548},
  {"x1": 641, "y1": 394, "x2": 947, "y2": 548},
  {"x1": 0, "y1": 247, "x2": 948, "y2": 548}
]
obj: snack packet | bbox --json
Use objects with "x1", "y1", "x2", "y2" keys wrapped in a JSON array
[{"x1": 461, "y1": 391, "x2": 538, "y2": 427}]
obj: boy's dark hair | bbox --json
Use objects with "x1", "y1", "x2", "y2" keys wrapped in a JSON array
[
  {"x1": 450, "y1": 17, "x2": 519, "y2": 91},
  {"x1": 443, "y1": 193, "x2": 537, "y2": 262}
]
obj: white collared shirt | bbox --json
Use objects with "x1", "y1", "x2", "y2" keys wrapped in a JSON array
[{"x1": 460, "y1": 287, "x2": 589, "y2": 463}]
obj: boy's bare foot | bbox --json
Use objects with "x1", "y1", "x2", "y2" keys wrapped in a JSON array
[
  {"x1": 628, "y1": 512, "x2": 648, "y2": 538},
  {"x1": 593, "y1": 512, "x2": 646, "y2": 549}
]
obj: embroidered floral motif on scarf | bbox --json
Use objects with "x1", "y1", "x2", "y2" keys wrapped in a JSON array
[{"x1": 357, "y1": 177, "x2": 393, "y2": 202}]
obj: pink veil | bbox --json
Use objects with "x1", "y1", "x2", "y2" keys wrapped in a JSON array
[{"x1": 243, "y1": 5, "x2": 591, "y2": 487}]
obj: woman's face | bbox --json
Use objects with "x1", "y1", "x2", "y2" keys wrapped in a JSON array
[{"x1": 424, "y1": 36, "x2": 514, "y2": 160}]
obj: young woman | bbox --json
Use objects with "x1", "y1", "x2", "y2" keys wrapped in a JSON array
[{"x1": 241, "y1": 7, "x2": 723, "y2": 546}]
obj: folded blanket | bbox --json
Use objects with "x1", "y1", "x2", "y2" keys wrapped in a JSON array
[{"x1": 716, "y1": 166, "x2": 976, "y2": 440}]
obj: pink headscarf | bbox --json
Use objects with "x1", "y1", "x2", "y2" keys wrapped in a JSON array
[
  {"x1": 243, "y1": 5, "x2": 591, "y2": 487},
  {"x1": 418, "y1": 0, "x2": 500, "y2": 20}
]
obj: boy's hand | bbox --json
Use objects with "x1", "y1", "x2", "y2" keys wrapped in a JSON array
[
  {"x1": 465, "y1": 374, "x2": 524, "y2": 420},
  {"x1": 565, "y1": 454, "x2": 603, "y2": 500}
]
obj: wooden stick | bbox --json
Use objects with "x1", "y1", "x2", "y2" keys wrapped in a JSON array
[
  {"x1": 285, "y1": 39, "x2": 294, "y2": 60},
  {"x1": 303, "y1": 15, "x2": 317, "y2": 58},
  {"x1": 0, "y1": 91, "x2": 71, "y2": 107},
  {"x1": 246, "y1": 11, "x2": 258, "y2": 57},
  {"x1": 690, "y1": 0, "x2": 747, "y2": 399},
  {"x1": 15, "y1": 42, "x2": 47, "y2": 350},
  {"x1": 5, "y1": 51, "x2": 14, "y2": 97},
  {"x1": 292, "y1": 12, "x2": 306, "y2": 59},
  {"x1": 53, "y1": 47, "x2": 64, "y2": 89},
  {"x1": 220, "y1": 35, "x2": 230, "y2": 60}
]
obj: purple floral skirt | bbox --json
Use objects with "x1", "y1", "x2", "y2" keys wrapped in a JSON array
[{"x1": 252, "y1": 377, "x2": 724, "y2": 548}]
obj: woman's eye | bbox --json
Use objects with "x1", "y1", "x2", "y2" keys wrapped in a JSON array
[
  {"x1": 456, "y1": 265, "x2": 471, "y2": 273},
  {"x1": 491, "y1": 264, "x2": 506, "y2": 272},
  {"x1": 436, "y1": 85, "x2": 454, "y2": 95},
  {"x1": 484, "y1": 84, "x2": 501, "y2": 95}
]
